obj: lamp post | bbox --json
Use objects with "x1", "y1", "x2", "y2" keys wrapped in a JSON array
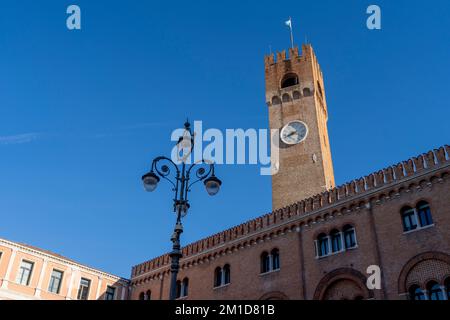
[{"x1": 141, "y1": 121, "x2": 222, "y2": 300}]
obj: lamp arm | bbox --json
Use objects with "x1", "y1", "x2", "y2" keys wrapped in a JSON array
[
  {"x1": 186, "y1": 160, "x2": 215, "y2": 191},
  {"x1": 151, "y1": 156, "x2": 181, "y2": 190}
]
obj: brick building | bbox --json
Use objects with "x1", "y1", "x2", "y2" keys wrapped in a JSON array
[
  {"x1": 129, "y1": 44, "x2": 450, "y2": 300},
  {"x1": 1, "y1": 44, "x2": 449, "y2": 301}
]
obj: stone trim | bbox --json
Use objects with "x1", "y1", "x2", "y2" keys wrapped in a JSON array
[
  {"x1": 258, "y1": 291, "x2": 289, "y2": 300},
  {"x1": 397, "y1": 251, "x2": 450, "y2": 294},
  {"x1": 312, "y1": 268, "x2": 373, "y2": 300}
]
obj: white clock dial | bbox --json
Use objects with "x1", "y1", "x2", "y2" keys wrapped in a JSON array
[{"x1": 280, "y1": 120, "x2": 308, "y2": 145}]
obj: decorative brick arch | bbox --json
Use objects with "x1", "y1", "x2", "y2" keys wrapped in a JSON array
[
  {"x1": 313, "y1": 268, "x2": 373, "y2": 300},
  {"x1": 397, "y1": 251, "x2": 450, "y2": 295},
  {"x1": 259, "y1": 291, "x2": 289, "y2": 300}
]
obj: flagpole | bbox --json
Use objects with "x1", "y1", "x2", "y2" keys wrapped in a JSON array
[
  {"x1": 289, "y1": 17, "x2": 294, "y2": 49},
  {"x1": 285, "y1": 17, "x2": 294, "y2": 49}
]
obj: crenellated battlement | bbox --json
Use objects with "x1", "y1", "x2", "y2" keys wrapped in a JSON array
[
  {"x1": 264, "y1": 46, "x2": 302, "y2": 68},
  {"x1": 264, "y1": 43, "x2": 325, "y2": 103},
  {"x1": 131, "y1": 145, "x2": 450, "y2": 279},
  {"x1": 263, "y1": 44, "x2": 320, "y2": 71}
]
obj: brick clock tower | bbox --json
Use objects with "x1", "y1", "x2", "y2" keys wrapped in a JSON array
[{"x1": 265, "y1": 44, "x2": 335, "y2": 210}]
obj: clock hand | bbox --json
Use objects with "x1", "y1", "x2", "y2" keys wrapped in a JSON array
[
  {"x1": 287, "y1": 131, "x2": 297, "y2": 137},
  {"x1": 282, "y1": 131, "x2": 293, "y2": 139}
]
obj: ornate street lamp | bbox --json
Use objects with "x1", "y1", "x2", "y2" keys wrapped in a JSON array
[{"x1": 141, "y1": 121, "x2": 222, "y2": 300}]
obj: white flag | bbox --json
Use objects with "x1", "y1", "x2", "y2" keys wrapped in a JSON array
[
  {"x1": 285, "y1": 18, "x2": 292, "y2": 29},
  {"x1": 285, "y1": 17, "x2": 294, "y2": 48}
]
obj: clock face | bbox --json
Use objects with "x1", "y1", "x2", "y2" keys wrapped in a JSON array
[{"x1": 280, "y1": 120, "x2": 308, "y2": 145}]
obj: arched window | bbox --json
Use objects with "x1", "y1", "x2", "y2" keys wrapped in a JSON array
[
  {"x1": 416, "y1": 201, "x2": 433, "y2": 227},
  {"x1": 146, "y1": 290, "x2": 151, "y2": 300},
  {"x1": 282, "y1": 93, "x2": 291, "y2": 103},
  {"x1": 214, "y1": 267, "x2": 222, "y2": 287},
  {"x1": 139, "y1": 292, "x2": 145, "y2": 300},
  {"x1": 175, "y1": 280, "x2": 181, "y2": 299},
  {"x1": 445, "y1": 278, "x2": 450, "y2": 299},
  {"x1": 330, "y1": 230, "x2": 342, "y2": 253},
  {"x1": 427, "y1": 281, "x2": 443, "y2": 300},
  {"x1": 261, "y1": 252, "x2": 270, "y2": 273},
  {"x1": 293, "y1": 91, "x2": 301, "y2": 100},
  {"x1": 271, "y1": 249, "x2": 280, "y2": 270},
  {"x1": 223, "y1": 264, "x2": 231, "y2": 285},
  {"x1": 408, "y1": 285, "x2": 426, "y2": 300},
  {"x1": 271, "y1": 96, "x2": 281, "y2": 105},
  {"x1": 317, "y1": 233, "x2": 329, "y2": 257},
  {"x1": 281, "y1": 73, "x2": 298, "y2": 88},
  {"x1": 181, "y1": 278, "x2": 189, "y2": 297},
  {"x1": 303, "y1": 88, "x2": 311, "y2": 96},
  {"x1": 343, "y1": 225, "x2": 357, "y2": 249},
  {"x1": 401, "y1": 206, "x2": 417, "y2": 232}
]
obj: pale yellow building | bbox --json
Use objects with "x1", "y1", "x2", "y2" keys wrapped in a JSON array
[{"x1": 0, "y1": 238, "x2": 129, "y2": 300}]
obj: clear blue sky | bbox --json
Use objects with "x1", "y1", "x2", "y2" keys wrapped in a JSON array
[{"x1": 1, "y1": 0, "x2": 449, "y2": 277}]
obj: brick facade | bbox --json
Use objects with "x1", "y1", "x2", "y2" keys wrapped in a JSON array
[
  {"x1": 130, "y1": 146, "x2": 450, "y2": 300},
  {"x1": 130, "y1": 45, "x2": 450, "y2": 300},
  {"x1": 266, "y1": 45, "x2": 335, "y2": 210}
]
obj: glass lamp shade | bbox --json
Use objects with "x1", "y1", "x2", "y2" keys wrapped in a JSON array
[
  {"x1": 142, "y1": 172, "x2": 160, "y2": 192},
  {"x1": 204, "y1": 175, "x2": 222, "y2": 196},
  {"x1": 175, "y1": 202, "x2": 190, "y2": 218}
]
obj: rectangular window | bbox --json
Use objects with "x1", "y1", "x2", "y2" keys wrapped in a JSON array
[
  {"x1": 402, "y1": 209, "x2": 418, "y2": 232},
  {"x1": 105, "y1": 286, "x2": 116, "y2": 300},
  {"x1": 331, "y1": 233, "x2": 342, "y2": 253},
  {"x1": 318, "y1": 236, "x2": 329, "y2": 256},
  {"x1": 344, "y1": 229, "x2": 357, "y2": 249},
  {"x1": 77, "y1": 278, "x2": 91, "y2": 300},
  {"x1": 16, "y1": 260, "x2": 34, "y2": 286},
  {"x1": 48, "y1": 269, "x2": 64, "y2": 294},
  {"x1": 418, "y1": 205, "x2": 433, "y2": 227}
]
